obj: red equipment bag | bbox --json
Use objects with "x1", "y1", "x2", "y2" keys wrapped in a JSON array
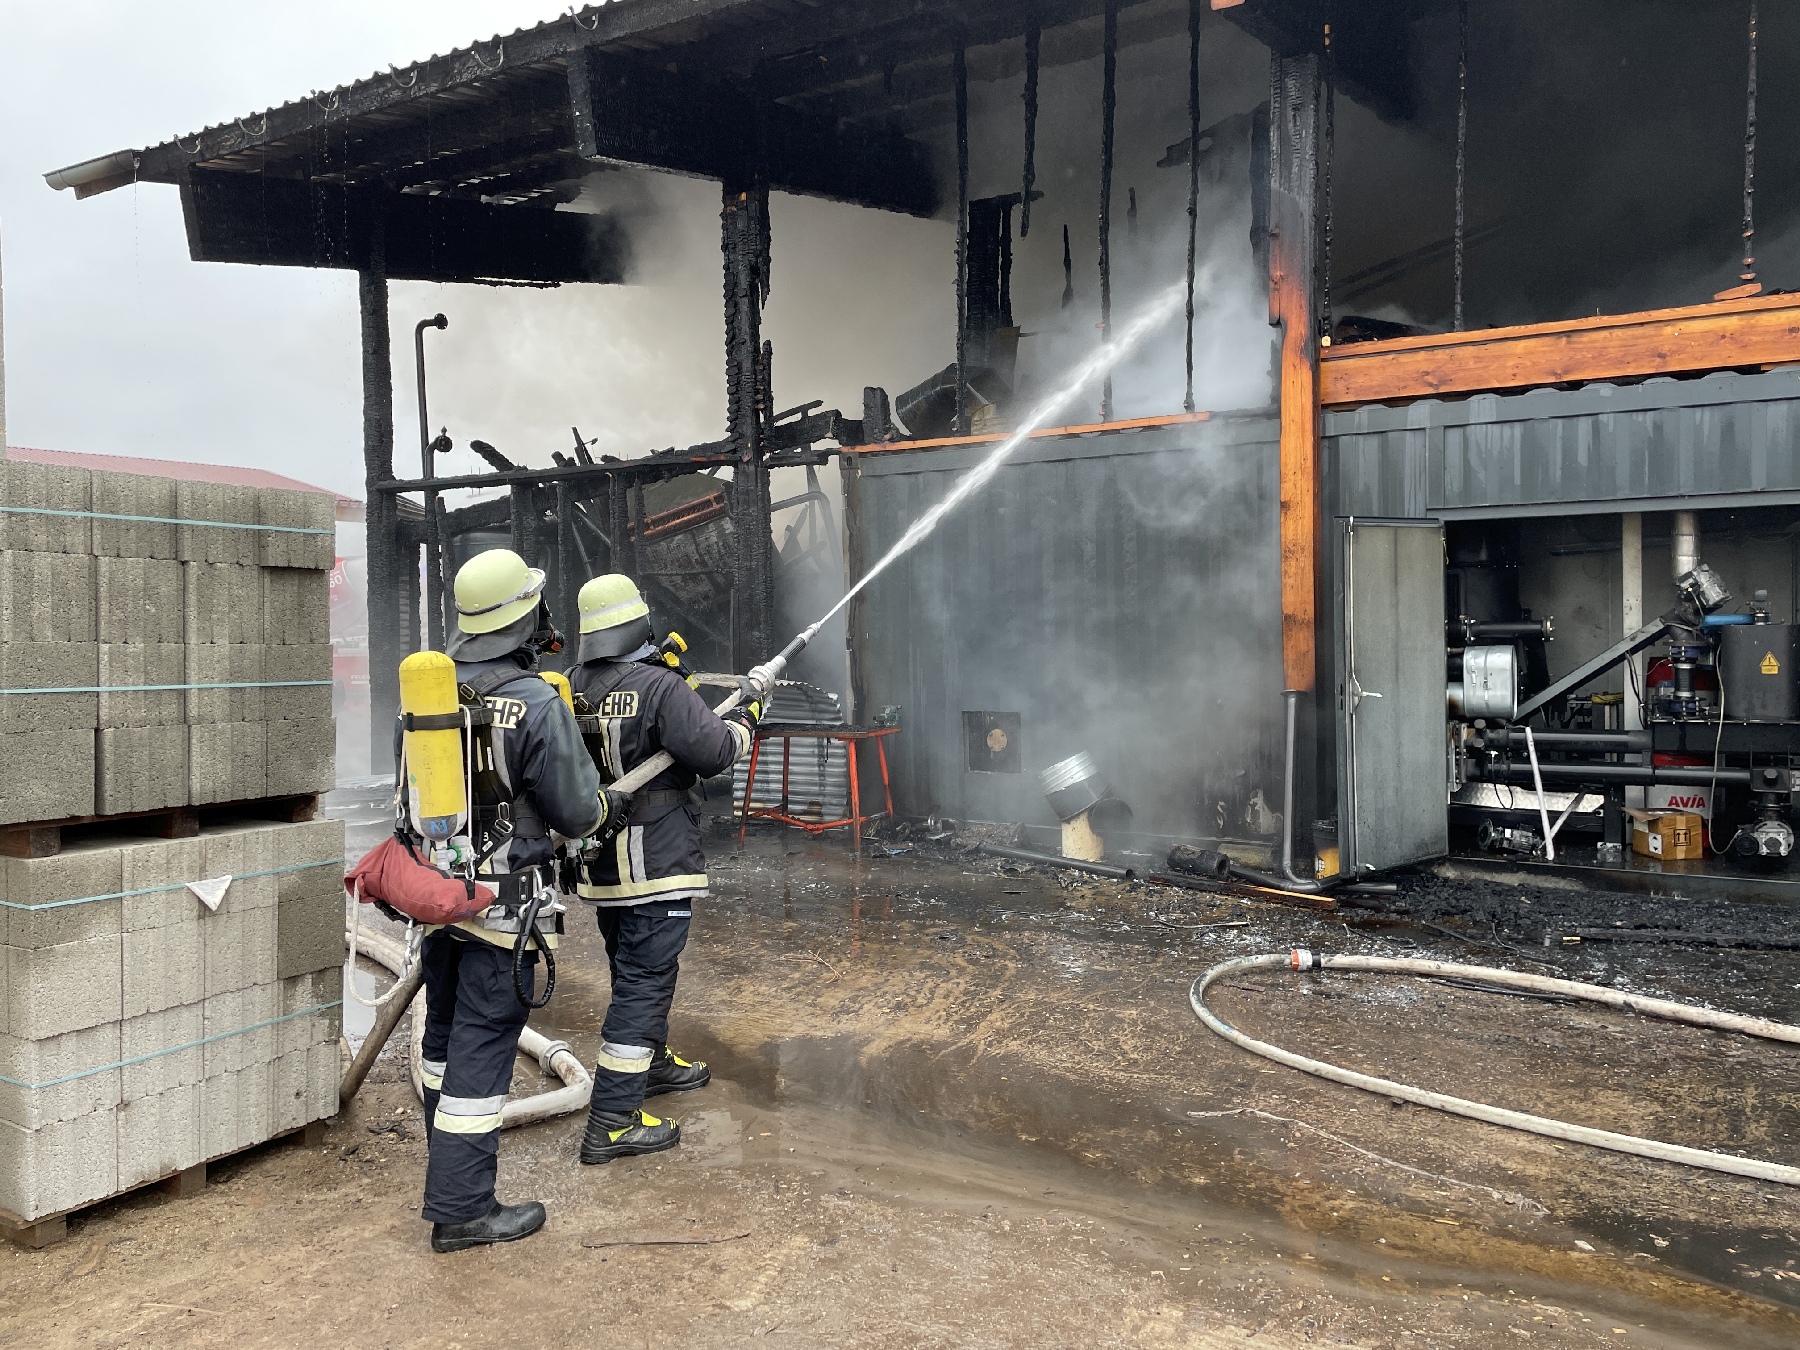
[{"x1": 345, "y1": 835, "x2": 497, "y2": 926}]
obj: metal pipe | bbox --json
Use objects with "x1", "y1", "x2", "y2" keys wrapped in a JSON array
[
  {"x1": 977, "y1": 843, "x2": 1135, "y2": 880},
  {"x1": 1229, "y1": 690, "x2": 1331, "y2": 892},
  {"x1": 1474, "y1": 761, "x2": 1753, "y2": 788},
  {"x1": 414, "y1": 314, "x2": 448, "y2": 477},
  {"x1": 1478, "y1": 729, "x2": 1651, "y2": 752},
  {"x1": 414, "y1": 313, "x2": 449, "y2": 649},
  {"x1": 1672, "y1": 510, "x2": 1699, "y2": 582}
]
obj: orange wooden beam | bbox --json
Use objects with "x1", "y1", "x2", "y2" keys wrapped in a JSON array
[
  {"x1": 1320, "y1": 292, "x2": 1800, "y2": 409},
  {"x1": 1271, "y1": 189, "x2": 1321, "y2": 694},
  {"x1": 838, "y1": 409, "x2": 1210, "y2": 456}
]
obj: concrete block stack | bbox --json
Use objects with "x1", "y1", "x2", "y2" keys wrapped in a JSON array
[
  {"x1": 0, "y1": 818, "x2": 344, "y2": 1223},
  {"x1": 0, "y1": 457, "x2": 335, "y2": 826},
  {"x1": 0, "y1": 454, "x2": 345, "y2": 1227}
]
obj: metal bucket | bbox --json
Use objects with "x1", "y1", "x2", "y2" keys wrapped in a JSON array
[{"x1": 1039, "y1": 752, "x2": 1102, "y2": 822}]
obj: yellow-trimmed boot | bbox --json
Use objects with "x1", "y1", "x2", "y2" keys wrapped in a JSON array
[
  {"x1": 580, "y1": 1106, "x2": 681, "y2": 1164},
  {"x1": 644, "y1": 1046, "x2": 711, "y2": 1098}
]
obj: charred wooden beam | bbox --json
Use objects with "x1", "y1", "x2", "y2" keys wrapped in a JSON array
[
  {"x1": 322, "y1": 82, "x2": 574, "y2": 188},
  {"x1": 722, "y1": 180, "x2": 776, "y2": 666},
  {"x1": 130, "y1": 0, "x2": 766, "y2": 185},
  {"x1": 566, "y1": 47, "x2": 937, "y2": 216},
  {"x1": 179, "y1": 168, "x2": 627, "y2": 284},
  {"x1": 1267, "y1": 51, "x2": 1327, "y2": 851},
  {"x1": 1215, "y1": 0, "x2": 1415, "y2": 124},
  {"x1": 360, "y1": 224, "x2": 404, "y2": 771}
]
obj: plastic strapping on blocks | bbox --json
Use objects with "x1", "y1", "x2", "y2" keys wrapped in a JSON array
[
  {"x1": 0, "y1": 681, "x2": 332, "y2": 695},
  {"x1": 0, "y1": 505, "x2": 333, "y2": 534},
  {"x1": 0, "y1": 1000, "x2": 344, "y2": 1090},
  {"x1": 0, "y1": 858, "x2": 345, "y2": 911}
]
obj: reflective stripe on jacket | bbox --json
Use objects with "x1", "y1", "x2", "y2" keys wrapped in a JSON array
[{"x1": 568, "y1": 658, "x2": 748, "y2": 906}]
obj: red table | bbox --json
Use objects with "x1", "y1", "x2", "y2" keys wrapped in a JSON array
[{"x1": 737, "y1": 724, "x2": 899, "y2": 856}]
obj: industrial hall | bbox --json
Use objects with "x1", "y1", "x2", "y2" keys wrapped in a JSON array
[{"x1": 2, "y1": 1, "x2": 1799, "y2": 1345}]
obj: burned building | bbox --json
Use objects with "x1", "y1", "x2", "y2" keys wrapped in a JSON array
[{"x1": 47, "y1": 0, "x2": 1800, "y2": 890}]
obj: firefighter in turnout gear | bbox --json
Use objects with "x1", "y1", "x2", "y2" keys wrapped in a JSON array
[
  {"x1": 410, "y1": 549, "x2": 631, "y2": 1252},
  {"x1": 568, "y1": 574, "x2": 760, "y2": 1163}
]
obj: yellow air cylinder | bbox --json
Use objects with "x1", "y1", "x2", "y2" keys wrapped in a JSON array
[
  {"x1": 399, "y1": 650, "x2": 466, "y2": 841},
  {"x1": 540, "y1": 669, "x2": 574, "y2": 712}
]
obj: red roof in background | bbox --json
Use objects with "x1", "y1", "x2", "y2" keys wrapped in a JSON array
[{"x1": 6, "y1": 447, "x2": 363, "y2": 521}]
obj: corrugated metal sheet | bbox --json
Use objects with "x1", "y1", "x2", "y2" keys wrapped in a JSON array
[
  {"x1": 731, "y1": 680, "x2": 849, "y2": 819},
  {"x1": 1326, "y1": 367, "x2": 1800, "y2": 519},
  {"x1": 848, "y1": 415, "x2": 1288, "y2": 844}
]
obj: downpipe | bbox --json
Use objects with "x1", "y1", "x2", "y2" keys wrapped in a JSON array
[{"x1": 1228, "y1": 690, "x2": 1333, "y2": 894}]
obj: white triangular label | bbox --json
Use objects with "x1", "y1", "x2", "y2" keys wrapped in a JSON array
[{"x1": 187, "y1": 875, "x2": 233, "y2": 912}]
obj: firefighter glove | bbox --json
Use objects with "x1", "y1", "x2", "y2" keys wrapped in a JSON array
[{"x1": 596, "y1": 785, "x2": 637, "y2": 840}]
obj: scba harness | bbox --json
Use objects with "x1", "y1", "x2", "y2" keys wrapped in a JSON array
[{"x1": 392, "y1": 661, "x2": 568, "y2": 1009}]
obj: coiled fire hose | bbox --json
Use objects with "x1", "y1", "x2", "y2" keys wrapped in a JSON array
[
  {"x1": 342, "y1": 926, "x2": 592, "y2": 1126},
  {"x1": 1189, "y1": 952, "x2": 1800, "y2": 1186}
]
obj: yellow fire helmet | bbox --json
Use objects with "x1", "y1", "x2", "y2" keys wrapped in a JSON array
[
  {"x1": 447, "y1": 548, "x2": 546, "y2": 660},
  {"x1": 577, "y1": 573, "x2": 654, "y2": 662}
]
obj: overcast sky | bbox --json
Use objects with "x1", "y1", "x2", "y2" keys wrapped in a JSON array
[{"x1": 0, "y1": 1, "x2": 958, "y2": 509}]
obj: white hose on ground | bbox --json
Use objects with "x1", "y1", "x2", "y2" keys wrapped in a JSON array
[
  {"x1": 347, "y1": 927, "x2": 593, "y2": 1128},
  {"x1": 1189, "y1": 951, "x2": 1800, "y2": 1187}
]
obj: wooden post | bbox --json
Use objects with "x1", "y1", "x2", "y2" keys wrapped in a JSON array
[
  {"x1": 360, "y1": 220, "x2": 401, "y2": 772},
  {"x1": 723, "y1": 179, "x2": 774, "y2": 669},
  {"x1": 1268, "y1": 52, "x2": 1326, "y2": 842}
]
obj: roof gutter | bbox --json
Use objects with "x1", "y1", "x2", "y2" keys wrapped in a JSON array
[{"x1": 44, "y1": 151, "x2": 140, "y2": 200}]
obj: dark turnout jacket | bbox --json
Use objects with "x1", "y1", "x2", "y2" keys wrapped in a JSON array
[
  {"x1": 568, "y1": 658, "x2": 749, "y2": 906},
  {"x1": 392, "y1": 651, "x2": 604, "y2": 949}
]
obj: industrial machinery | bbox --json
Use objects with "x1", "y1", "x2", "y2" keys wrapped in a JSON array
[{"x1": 1443, "y1": 511, "x2": 1798, "y2": 868}]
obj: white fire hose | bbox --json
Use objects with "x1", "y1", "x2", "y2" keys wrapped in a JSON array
[
  {"x1": 1190, "y1": 952, "x2": 1800, "y2": 1186},
  {"x1": 347, "y1": 926, "x2": 593, "y2": 1128}
]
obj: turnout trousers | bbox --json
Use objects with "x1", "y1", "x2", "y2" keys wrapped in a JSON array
[
  {"x1": 419, "y1": 930, "x2": 534, "y2": 1224},
  {"x1": 589, "y1": 901, "x2": 693, "y2": 1114}
]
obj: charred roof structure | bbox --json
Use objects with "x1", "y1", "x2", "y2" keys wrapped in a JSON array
[{"x1": 49, "y1": 0, "x2": 1800, "y2": 897}]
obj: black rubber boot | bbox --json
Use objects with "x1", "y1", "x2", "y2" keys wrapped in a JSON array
[
  {"x1": 644, "y1": 1046, "x2": 711, "y2": 1098},
  {"x1": 430, "y1": 1200, "x2": 547, "y2": 1253},
  {"x1": 580, "y1": 1106, "x2": 682, "y2": 1165}
]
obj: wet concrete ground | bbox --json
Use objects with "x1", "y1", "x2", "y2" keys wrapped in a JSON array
[{"x1": 4, "y1": 805, "x2": 1799, "y2": 1348}]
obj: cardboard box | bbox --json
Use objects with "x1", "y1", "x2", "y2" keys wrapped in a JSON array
[{"x1": 1628, "y1": 809, "x2": 1704, "y2": 860}]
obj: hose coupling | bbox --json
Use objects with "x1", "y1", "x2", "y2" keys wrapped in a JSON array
[
  {"x1": 1290, "y1": 948, "x2": 1323, "y2": 972},
  {"x1": 536, "y1": 1038, "x2": 573, "y2": 1074}
]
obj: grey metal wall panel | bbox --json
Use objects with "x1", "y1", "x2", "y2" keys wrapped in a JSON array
[
  {"x1": 848, "y1": 415, "x2": 1288, "y2": 843},
  {"x1": 1335, "y1": 519, "x2": 1449, "y2": 873},
  {"x1": 1326, "y1": 367, "x2": 1800, "y2": 519}
]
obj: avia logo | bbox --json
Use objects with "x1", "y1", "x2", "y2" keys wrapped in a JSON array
[
  {"x1": 1762, "y1": 650, "x2": 1782, "y2": 676},
  {"x1": 1665, "y1": 794, "x2": 1707, "y2": 809}
]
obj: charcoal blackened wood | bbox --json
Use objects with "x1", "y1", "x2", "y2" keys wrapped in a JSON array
[
  {"x1": 954, "y1": 41, "x2": 971, "y2": 437},
  {"x1": 567, "y1": 47, "x2": 936, "y2": 217},
  {"x1": 723, "y1": 180, "x2": 776, "y2": 667},
  {"x1": 1020, "y1": 11, "x2": 1040, "y2": 238},
  {"x1": 1184, "y1": 0, "x2": 1201, "y2": 412},
  {"x1": 181, "y1": 170, "x2": 626, "y2": 283},
  {"x1": 134, "y1": 0, "x2": 762, "y2": 183},
  {"x1": 1098, "y1": 0, "x2": 1118, "y2": 421},
  {"x1": 1216, "y1": 0, "x2": 1414, "y2": 123},
  {"x1": 1268, "y1": 51, "x2": 1326, "y2": 857},
  {"x1": 361, "y1": 226, "x2": 404, "y2": 768}
]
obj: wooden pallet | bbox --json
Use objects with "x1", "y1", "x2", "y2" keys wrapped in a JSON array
[
  {"x1": 0, "y1": 1117, "x2": 332, "y2": 1249},
  {"x1": 0, "y1": 793, "x2": 320, "y2": 860}
]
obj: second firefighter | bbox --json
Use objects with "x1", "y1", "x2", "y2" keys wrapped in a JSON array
[{"x1": 567, "y1": 574, "x2": 760, "y2": 1163}]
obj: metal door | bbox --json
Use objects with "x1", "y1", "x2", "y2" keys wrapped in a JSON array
[{"x1": 1336, "y1": 518, "x2": 1449, "y2": 873}]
